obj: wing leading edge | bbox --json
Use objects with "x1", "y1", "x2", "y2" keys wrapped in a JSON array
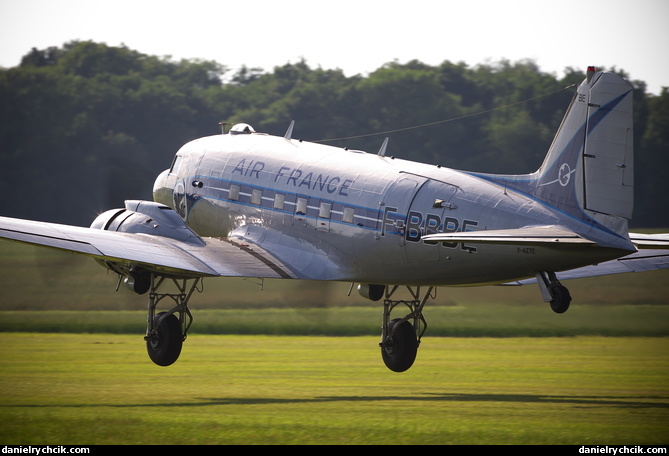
[{"x1": 0, "y1": 215, "x2": 296, "y2": 279}]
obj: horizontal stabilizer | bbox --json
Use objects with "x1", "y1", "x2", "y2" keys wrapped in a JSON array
[
  {"x1": 629, "y1": 232, "x2": 669, "y2": 249},
  {"x1": 422, "y1": 226, "x2": 596, "y2": 246}
]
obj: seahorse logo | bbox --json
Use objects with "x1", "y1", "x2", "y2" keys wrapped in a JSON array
[{"x1": 558, "y1": 163, "x2": 572, "y2": 187}]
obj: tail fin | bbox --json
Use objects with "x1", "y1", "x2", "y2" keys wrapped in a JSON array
[
  {"x1": 477, "y1": 68, "x2": 634, "y2": 240},
  {"x1": 534, "y1": 68, "x2": 634, "y2": 227}
]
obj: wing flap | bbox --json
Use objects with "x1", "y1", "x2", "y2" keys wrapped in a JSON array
[{"x1": 422, "y1": 225, "x2": 596, "y2": 246}]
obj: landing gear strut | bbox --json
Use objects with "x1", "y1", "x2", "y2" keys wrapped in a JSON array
[
  {"x1": 536, "y1": 271, "x2": 572, "y2": 314},
  {"x1": 143, "y1": 274, "x2": 201, "y2": 366},
  {"x1": 379, "y1": 285, "x2": 434, "y2": 372}
]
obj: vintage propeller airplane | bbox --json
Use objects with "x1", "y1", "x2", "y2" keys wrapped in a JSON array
[{"x1": 1, "y1": 67, "x2": 668, "y2": 372}]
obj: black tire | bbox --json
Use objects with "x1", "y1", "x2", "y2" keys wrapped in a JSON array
[
  {"x1": 146, "y1": 312, "x2": 183, "y2": 366},
  {"x1": 368, "y1": 284, "x2": 385, "y2": 302},
  {"x1": 131, "y1": 272, "x2": 151, "y2": 295},
  {"x1": 549, "y1": 285, "x2": 572, "y2": 314},
  {"x1": 381, "y1": 318, "x2": 418, "y2": 372}
]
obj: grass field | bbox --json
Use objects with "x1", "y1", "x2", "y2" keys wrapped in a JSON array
[
  {"x1": 2, "y1": 304, "x2": 669, "y2": 337},
  {"x1": 0, "y1": 333, "x2": 667, "y2": 445},
  {"x1": 0, "y1": 240, "x2": 668, "y2": 445}
]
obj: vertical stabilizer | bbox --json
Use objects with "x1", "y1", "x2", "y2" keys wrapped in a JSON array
[
  {"x1": 500, "y1": 69, "x2": 634, "y2": 241},
  {"x1": 535, "y1": 68, "x2": 633, "y2": 222},
  {"x1": 471, "y1": 69, "x2": 634, "y2": 243}
]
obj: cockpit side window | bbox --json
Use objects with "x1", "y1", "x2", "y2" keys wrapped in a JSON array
[{"x1": 170, "y1": 155, "x2": 183, "y2": 174}]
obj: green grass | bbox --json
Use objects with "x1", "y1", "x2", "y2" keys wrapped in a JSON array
[
  {"x1": 0, "y1": 333, "x2": 667, "y2": 445},
  {"x1": 1, "y1": 304, "x2": 669, "y2": 337}
]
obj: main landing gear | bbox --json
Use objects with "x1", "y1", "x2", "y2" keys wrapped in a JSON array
[
  {"x1": 536, "y1": 271, "x2": 572, "y2": 314},
  {"x1": 363, "y1": 274, "x2": 572, "y2": 372},
  {"x1": 360, "y1": 284, "x2": 434, "y2": 372},
  {"x1": 124, "y1": 272, "x2": 201, "y2": 366}
]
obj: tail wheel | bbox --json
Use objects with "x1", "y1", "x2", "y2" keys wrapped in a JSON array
[
  {"x1": 146, "y1": 312, "x2": 183, "y2": 366},
  {"x1": 550, "y1": 285, "x2": 572, "y2": 314},
  {"x1": 381, "y1": 318, "x2": 418, "y2": 372}
]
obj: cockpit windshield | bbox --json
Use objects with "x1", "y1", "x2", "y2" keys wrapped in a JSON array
[{"x1": 169, "y1": 155, "x2": 183, "y2": 174}]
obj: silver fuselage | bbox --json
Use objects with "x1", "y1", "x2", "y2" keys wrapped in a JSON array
[{"x1": 152, "y1": 131, "x2": 627, "y2": 286}]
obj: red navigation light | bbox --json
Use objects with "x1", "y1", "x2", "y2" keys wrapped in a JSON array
[{"x1": 586, "y1": 66, "x2": 597, "y2": 82}]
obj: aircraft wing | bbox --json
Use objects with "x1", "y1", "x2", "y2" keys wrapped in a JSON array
[
  {"x1": 0, "y1": 216, "x2": 296, "y2": 279},
  {"x1": 421, "y1": 225, "x2": 597, "y2": 246},
  {"x1": 505, "y1": 232, "x2": 669, "y2": 284}
]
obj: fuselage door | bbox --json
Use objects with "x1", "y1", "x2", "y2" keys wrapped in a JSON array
[
  {"x1": 378, "y1": 174, "x2": 428, "y2": 263},
  {"x1": 404, "y1": 178, "x2": 459, "y2": 262}
]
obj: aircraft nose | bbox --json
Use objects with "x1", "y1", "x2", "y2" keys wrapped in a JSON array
[{"x1": 152, "y1": 169, "x2": 171, "y2": 206}]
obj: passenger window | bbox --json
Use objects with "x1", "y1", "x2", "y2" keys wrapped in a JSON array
[
  {"x1": 229, "y1": 185, "x2": 240, "y2": 201},
  {"x1": 251, "y1": 189, "x2": 262, "y2": 205},
  {"x1": 274, "y1": 194, "x2": 285, "y2": 210},
  {"x1": 319, "y1": 202, "x2": 331, "y2": 219},
  {"x1": 343, "y1": 207, "x2": 355, "y2": 224},
  {"x1": 296, "y1": 198, "x2": 308, "y2": 215}
]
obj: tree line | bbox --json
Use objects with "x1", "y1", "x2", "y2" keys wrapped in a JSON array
[{"x1": 1, "y1": 40, "x2": 667, "y2": 227}]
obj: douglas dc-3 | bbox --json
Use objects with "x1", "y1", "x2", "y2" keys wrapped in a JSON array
[{"x1": 1, "y1": 67, "x2": 668, "y2": 372}]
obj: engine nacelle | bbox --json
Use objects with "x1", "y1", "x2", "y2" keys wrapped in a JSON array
[
  {"x1": 90, "y1": 200, "x2": 204, "y2": 245},
  {"x1": 357, "y1": 284, "x2": 385, "y2": 301},
  {"x1": 90, "y1": 200, "x2": 204, "y2": 293}
]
